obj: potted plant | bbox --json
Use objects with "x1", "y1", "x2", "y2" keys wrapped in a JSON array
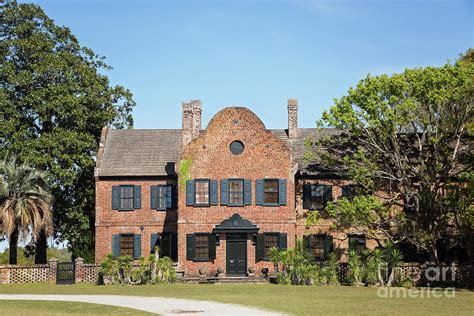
[
  {"x1": 217, "y1": 267, "x2": 224, "y2": 277},
  {"x1": 248, "y1": 266, "x2": 256, "y2": 277},
  {"x1": 198, "y1": 267, "x2": 207, "y2": 277},
  {"x1": 261, "y1": 267, "x2": 269, "y2": 278}
]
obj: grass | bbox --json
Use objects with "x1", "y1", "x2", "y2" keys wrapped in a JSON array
[
  {"x1": 0, "y1": 300, "x2": 153, "y2": 315},
  {"x1": 1, "y1": 283, "x2": 473, "y2": 315}
]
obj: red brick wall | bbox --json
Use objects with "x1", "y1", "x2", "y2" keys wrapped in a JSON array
[
  {"x1": 95, "y1": 178, "x2": 177, "y2": 262},
  {"x1": 178, "y1": 107, "x2": 295, "y2": 275}
]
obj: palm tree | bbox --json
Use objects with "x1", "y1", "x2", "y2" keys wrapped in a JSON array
[{"x1": 0, "y1": 156, "x2": 53, "y2": 264}]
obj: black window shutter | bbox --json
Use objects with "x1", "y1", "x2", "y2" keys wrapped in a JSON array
[
  {"x1": 220, "y1": 179, "x2": 229, "y2": 205},
  {"x1": 112, "y1": 186, "x2": 120, "y2": 210},
  {"x1": 134, "y1": 185, "x2": 141, "y2": 209},
  {"x1": 150, "y1": 186, "x2": 157, "y2": 210},
  {"x1": 186, "y1": 234, "x2": 195, "y2": 260},
  {"x1": 303, "y1": 185, "x2": 311, "y2": 209},
  {"x1": 303, "y1": 235, "x2": 311, "y2": 254},
  {"x1": 112, "y1": 234, "x2": 120, "y2": 257},
  {"x1": 166, "y1": 185, "x2": 172, "y2": 209},
  {"x1": 244, "y1": 179, "x2": 252, "y2": 205},
  {"x1": 186, "y1": 180, "x2": 195, "y2": 206},
  {"x1": 210, "y1": 180, "x2": 218, "y2": 205},
  {"x1": 150, "y1": 233, "x2": 159, "y2": 254},
  {"x1": 172, "y1": 185, "x2": 178, "y2": 209},
  {"x1": 209, "y1": 234, "x2": 216, "y2": 259},
  {"x1": 256, "y1": 180, "x2": 264, "y2": 205},
  {"x1": 133, "y1": 234, "x2": 141, "y2": 259},
  {"x1": 324, "y1": 235, "x2": 333, "y2": 259},
  {"x1": 278, "y1": 233, "x2": 288, "y2": 250},
  {"x1": 324, "y1": 185, "x2": 333, "y2": 204},
  {"x1": 171, "y1": 233, "x2": 178, "y2": 261},
  {"x1": 278, "y1": 179, "x2": 287, "y2": 205},
  {"x1": 256, "y1": 234, "x2": 265, "y2": 262}
]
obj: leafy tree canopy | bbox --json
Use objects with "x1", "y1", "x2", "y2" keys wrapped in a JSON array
[
  {"x1": 0, "y1": 0, "x2": 136, "y2": 262},
  {"x1": 306, "y1": 50, "x2": 473, "y2": 263}
]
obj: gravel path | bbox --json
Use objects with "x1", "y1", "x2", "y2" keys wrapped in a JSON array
[{"x1": 0, "y1": 294, "x2": 284, "y2": 316}]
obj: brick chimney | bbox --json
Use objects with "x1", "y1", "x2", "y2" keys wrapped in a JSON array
[
  {"x1": 182, "y1": 100, "x2": 202, "y2": 146},
  {"x1": 287, "y1": 99, "x2": 298, "y2": 138}
]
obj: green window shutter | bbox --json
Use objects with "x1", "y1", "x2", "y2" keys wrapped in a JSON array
[
  {"x1": 133, "y1": 234, "x2": 141, "y2": 259},
  {"x1": 134, "y1": 185, "x2": 141, "y2": 209},
  {"x1": 278, "y1": 179, "x2": 287, "y2": 205},
  {"x1": 324, "y1": 235, "x2": 333, "y2": 259},
  {"x1": 256, "y1": 234, "x2": 265, "y2": 262},
  {"x1": 166, "y1": 185, "x2": 172, "y2": 209},
  {"x1": 244, "y1": 179, "x2": 252, "y2": 205},
  {"x1": 186, "y1": 180, "x2": 195, "y2": 206},
  {"x1": 303, "y1": 235, "x2": 311, "y2": 254},
  {"x1": 112, "y1": 186, "x2": 120, "y2": 210},
  {"x1": 171, "y1": 233, "x2": 178, "y2": 261},
  {"x1": 186, "y1": 234, "x2": 195, "y2": 260},
  {"x1": 150, "y1": 186, "x2": 157, "y2": 209},
  {"x1": 112, "y1": 234, "x2": 120, "y2": 257},
  {"x1": 256, "y1": 180, "x2": 264, "y2": 205},
  {"x1": 209, "y1": 234, "x2": 216, "y2": 259},
  {"x1": 220, "y1": 179, "x2": 229, "y2": 205},
  {"x1": 210, "y1": 180, "x2": 218, "y2": 205},
  {"x1": 303, "y1": 185, "x2": 311, "y2": 209},
  {"x1": 150, "y1": 233, "x2": 159, "y2": 254},
  {"x1": 278, "y1": 233, "x2": 288, "y2": 250}
]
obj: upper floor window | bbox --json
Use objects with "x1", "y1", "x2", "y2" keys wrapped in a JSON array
[
  {"x1": 303, "y1": 184, "x2": 332, "y2": 210},
  {"x1": 151, "y1": 185, "x2": 175, "y2": 210},
  {"x1": 230, "y1": 141, "x2": 244, "y2": 155},
  {"x1": 195, "y1": 180, "x2": 210, "y2": 205},
  {"x1": 112, "y1": 185, "x2": 141, "y2": 210},
  {"x1": 264, "y1": 179, "x2": 279, "y2": 204},
  {"x1": 341, "y1": 185, "x2": 359, "y2": 201},
  {"x1": 229, "y1": 179, "x2": 244, "y2": 205},
  {"x1": 186, "y1": 180, "x2": 218, "y2": 206}
]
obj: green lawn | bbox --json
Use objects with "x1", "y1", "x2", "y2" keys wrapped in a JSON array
[
  {"x1": 0, "y1": 300, "x2": 153, "y2": 316},
  {"x1": 1, "y1": 283, "x2": 473, "y2": 315}
]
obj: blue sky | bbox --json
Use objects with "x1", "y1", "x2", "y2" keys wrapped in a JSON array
[
  {"x1": 27, "y1": 0, "x2": 474, "y2": 130},
  {"x1": 1, "y1": 0, "x2": 471, "y2": 252}
]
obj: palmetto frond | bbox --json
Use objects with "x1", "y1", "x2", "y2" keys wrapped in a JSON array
[{"x1": 0, "y1": 155, "x2": 53, "y2": 242}]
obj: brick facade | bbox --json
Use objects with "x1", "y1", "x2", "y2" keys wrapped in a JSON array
[{"x1": 95, "y1": 102, "x2": 378, "y2": 276}]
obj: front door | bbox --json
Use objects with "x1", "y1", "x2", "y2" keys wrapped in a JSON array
[{"x1": 226, "y1": 233, "x2": 247, "y2": 276}]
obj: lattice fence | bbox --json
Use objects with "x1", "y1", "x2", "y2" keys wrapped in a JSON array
[
  {"x1": 80, "y1": 264, "x2": 100, "y2": 283},
  {"x1": 0, "y1": 264, "x2": 50, "y2": 284}
]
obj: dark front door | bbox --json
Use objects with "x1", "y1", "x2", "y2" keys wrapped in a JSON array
[{"x1": 226, "y1": 233, "x2": 247, "y2": 276}]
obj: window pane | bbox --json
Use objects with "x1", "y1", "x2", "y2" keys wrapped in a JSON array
[
  {"x1": 120, "y1": 186, "x2": 134, "y2": 209},
  {"x1": 229, "y1": 180, "x2": 244, "y2": 205},
  {"x1": 195, "y1": 234, "x2": 209, "y2": 259},
  {"x1": 342, "y1": 185, "x2": 357, "y2": 200},
  {"x1": 311, "y1": 235, "x2": 326, "y2": 260},
  {"x1": 120, "y1": 234, "x2": 134, "y2": 257},
  {"x1": 195, "y1": 181, "x2": 209, "y2": 205},
  {"x1": 264, "y1": 233, "x2": 279, "y2": 259},
  {"x1": 160, "y1": 233, "x2": 171, "y2": 258},
  {"x1": 306, "y1": 185, "x2": 331, "y2": 210},
  {"x1": 349, "y1": 235, "x2": 366, "y2": 252},
  {"x1": 264, "y1": 180, "x2": 278, "y2": 204},
  {"x1": 157, "y1": 186, "x2": 167, "y2": 209}
]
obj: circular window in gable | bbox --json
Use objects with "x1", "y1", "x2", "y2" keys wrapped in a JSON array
[{"x1": 230, "y1": 141, "x2": 244, "y2": 155}]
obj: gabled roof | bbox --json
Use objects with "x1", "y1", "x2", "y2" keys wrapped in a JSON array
[
  {"x1": 98, "y1": 129, "x2": 182, "y2": 177},
  {"x1": 97, "y1": 128, "x2": 340, "y2": 177}
]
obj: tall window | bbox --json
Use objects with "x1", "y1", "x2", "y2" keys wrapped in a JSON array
[
  {"x1": 195, "y1": 180, "x2": 210, "y2": 205},
  {"x1": 120, "y1": 234, "x2": 134, "y2": 257},
  {"x1": 195, "y1": 234, "x2": 209, "y2": 260},
  {"x1": 264, "y1": 233, "x2": 279, "y2": 259},
  {"x1": 120, "y1": 186, "x2": 134, "y2": 209},
  {"x1": 310, "y1": 235, "x2": 326, "y2": 260},
  {"x1": 303, "y1": 184, "x2": 332, "y2": 210},
  {"x1": 229, "y1": 179, "x2": 244, "y2": 205},
  {"x1": 264, "y1": 179, "x2": 279, "y2": 204},
  {"x1": 157, "y1": 186, "x2": 167, "y2": 209}
]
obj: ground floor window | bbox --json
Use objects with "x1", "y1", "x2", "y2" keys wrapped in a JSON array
[
  {"x1": 119, "y1": 234, "x2": 134, "y2": 257},
  {"x1": 264, "y1": 233, "x2": 279, "y2": 259},
  {"x1": 150, "y1": 232, "x2": 178, "y2": 261},
  {"x1": 186, "y1": 233, "x2": 217, "y2": 261},
  {"x1": 256, "y1": 232, "x2": 287, "y2": 261},
  {"x1": 348, "y1": 234, "x2": 366, "y2": 252},
  {"x1": 304, "y1": 234, "x2": 333, "y2": 260},
  {"x1": 195, "y1": 234, "x2": 209, "y2": 260}
]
